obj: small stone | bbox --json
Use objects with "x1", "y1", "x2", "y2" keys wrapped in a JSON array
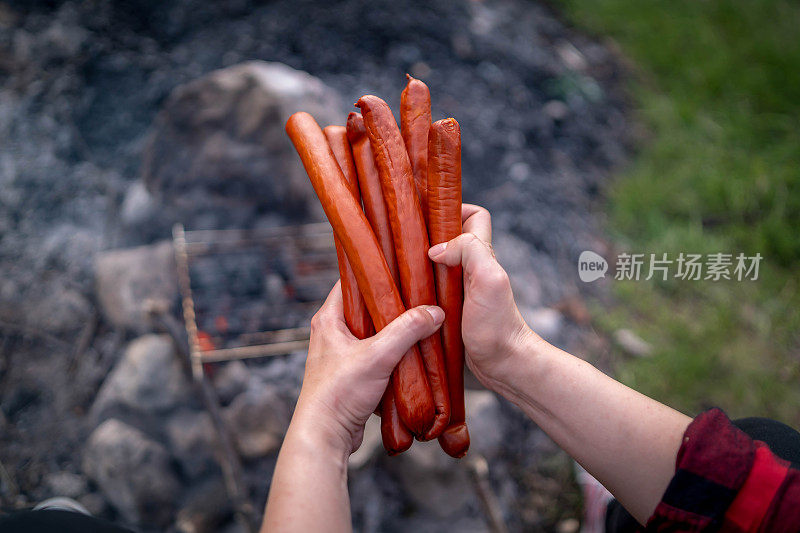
[
  {"x1": 556, "y1": 518, "x2": 581, "y2": 533},
  {"x1": 554, "y1": 295, "x2": 592, "y2": 326},
  {"x1": 557, "y1": 518, "x2": 580, "y2": 533},
  {"x1": 77, "y1": 492, "x2": 107, "y2": 516},
  {"x1": 349, "y1": 415, "x2": 381, "y2": 470},
  {"x1": 43, "y1": 472, "x2": 88, "y2": 499},
  {"x1": 120, "y1": 181, "x2": 158, "y2": 227},
  {"x1": 166, "y1": 410, "x2": 217, "y2": 480},
  {"x1": 520, "y1": 307, "x2": 564, "y2": 341},
  {"x1": 509, "y1": 161, "x2": 531, "y2": 183},
  {"x1": 556, "y1": 40, "x2": 588, "y2": 71},
  {"x1": 543, "y1": 100, "x2": 570, "y2": 121},
  {"x1": 264, "y1": 273, "x2": 287, "y2": 305},
  {"x1": 256, "y1": 351, "x2": 306, "y2": 394},
  {"x1": 212, "y1": 360, "x2": 250, "y2": 405},
  {"x1": 42, "y1": 6, "x2": 88, "y2": 60},
  {"x1": 83, "y1": 419, "x2": 180, "y2": 527},
  {"x1": 613, "y1": 329, "x2": 653, "y2": 358}
]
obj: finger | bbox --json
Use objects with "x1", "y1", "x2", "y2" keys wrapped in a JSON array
[
  {"x1": 311, "y1": 281, "x2": 353, "y2": 337},
  {"x1": 359, "y1": 305, "x2": 445, "y2": 377},
  {"x1": 428, "y1": 232, "x2": 497, "y2": 276},
  {"x1": 461, "y1": 204, "x2": 491, "y2": 243}
]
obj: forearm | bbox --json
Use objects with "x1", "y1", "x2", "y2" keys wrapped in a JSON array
[
  {"x1": 492, "y1": 332, "x2": 691, "y2": 524},
  {"x1": 262, "y1": 408, "x2": 351, "y2": 532}
]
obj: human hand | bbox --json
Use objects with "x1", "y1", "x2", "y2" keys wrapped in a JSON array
[
  {"x1": 428, "y1": 204, "x2": 538, "y2": 392},
  {"x1": 291, "y1": 282, "x2": 444, "y2": 454}
]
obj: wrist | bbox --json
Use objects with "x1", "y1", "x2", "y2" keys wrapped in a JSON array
[
  {"x1": 289, "y1": 398, "x2": 353, "y2": 460},
  {"x1": 486, "y1": 325, "x2": 550, "y2": 403}
]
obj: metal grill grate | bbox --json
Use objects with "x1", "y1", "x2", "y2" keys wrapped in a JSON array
[{"x1": 172, "y1": 222, "x2": 337, "y2": 378}]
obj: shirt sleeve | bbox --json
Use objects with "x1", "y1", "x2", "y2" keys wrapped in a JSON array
[{"x1": 644, "y1": 408, "x2": 800, "y2": 532}]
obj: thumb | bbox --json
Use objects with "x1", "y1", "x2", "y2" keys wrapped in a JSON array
[{"x1": 362, "y1": 305, "x2": 444, "y2": 377}]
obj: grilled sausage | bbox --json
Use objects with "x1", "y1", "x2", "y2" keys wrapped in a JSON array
[
  {"x1": 428, "y1": 118, "x2": 470, "y2": 458},
  {"x1": 346, "y1": 113, "x2": 400, "y2": 285},
  {"x1": 345, "y1": 113, "x2": 413, "y2": 452},
  {"x1": 356, "y1": 96, "x2": 451, "y2": 440},
  {"x1": 286, "y1": 112, "x2": 435, "y2": 437},
  {"x1": 379, "y1": 385, "x2": 414, "y2": 454},
  {"x1": 323, "y1": 125, "x2": 374, "y2": 340},
  {"x1": 400, "y1": 75, "x2": 432, "y2": 218}
]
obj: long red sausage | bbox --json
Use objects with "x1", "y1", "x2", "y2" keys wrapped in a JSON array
[
  {"x1": 356, "y1": 96, "x2": 451, "y2": 441},
  {"x1": 428, "y1": 118, "x2": 470, "y2": 458},
  {"x1": 346, "y1": 113, "x2": 413, "y2": 453},
  {"x1": 323, "y1": 125, "x2": 374, "y2": 340},
  {"x1": 286, "y1": 112, "x2": 435, "y2": 437},
  {"x1": 400, "y1": 75, "x2": 432, "y2": 218},
  {"x1": 379, "y1": 386, "x2": 413, "y2": 455},
  {"x1": 346, "y1": 113, "x2": 400, "y2": 285}
]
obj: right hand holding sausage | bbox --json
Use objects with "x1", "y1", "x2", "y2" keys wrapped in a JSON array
[{"x1": 428, "y1": 204, "x2": 539, "y2": 393}]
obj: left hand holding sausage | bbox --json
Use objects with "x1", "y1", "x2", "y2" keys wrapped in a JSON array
[{"x1": 292, "y1": 281, "x2": 445, "y2": 454}]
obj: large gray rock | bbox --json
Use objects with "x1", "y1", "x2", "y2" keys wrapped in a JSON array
[
  {"x1": 83, "y1": 419, "x2": 180, "y2": 527},
  {"x1": 464, "y1": 389, "x2": 504, "y2": 460},
  {"x1": 141, "y1": 61, "x2": 343, "y2": 226},
  {"x1": 94, "y1": 241, "x2": 177, "y2": 332},
  {"x1": 223, "y1": 384, "x2": 289, "y2": 459},
  {"x1": 391, "y1": 390, "x2": 505, "y2": 519},
  {"x1": 393, "y1": 439, "x2": 474, "y2": 518},
  {"x1": 92, "y1": 334, "x2": 191, "y2": 420}
]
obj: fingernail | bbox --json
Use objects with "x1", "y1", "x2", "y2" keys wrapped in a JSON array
[
  {"x1": 429, "y1": 242, "x2": 447, "y2": 257},
  {"x1": 424, "y1": 305, "x2": 444, "y2": 324}
]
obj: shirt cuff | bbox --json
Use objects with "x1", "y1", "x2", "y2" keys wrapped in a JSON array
[{"x1": 644, "y1": 408, "x2": 756, "y2": 530}]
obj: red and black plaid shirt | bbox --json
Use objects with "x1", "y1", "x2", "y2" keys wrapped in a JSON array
[{"x1": 645, "y1": 408, "x2": 800, "y2": 532}]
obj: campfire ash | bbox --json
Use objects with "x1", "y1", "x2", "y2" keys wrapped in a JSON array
[{"x1": 0, "y1": 0, "x2": 629, "y2": 531}]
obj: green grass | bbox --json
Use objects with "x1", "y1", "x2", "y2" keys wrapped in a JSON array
[{"x1": 556, "y1": 0, "x2": 800, "y2": 426}]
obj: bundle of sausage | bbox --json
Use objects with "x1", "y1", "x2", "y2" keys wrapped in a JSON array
[{"x1": 286, "y1": 75, "x2": 469, "y2": 458}]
